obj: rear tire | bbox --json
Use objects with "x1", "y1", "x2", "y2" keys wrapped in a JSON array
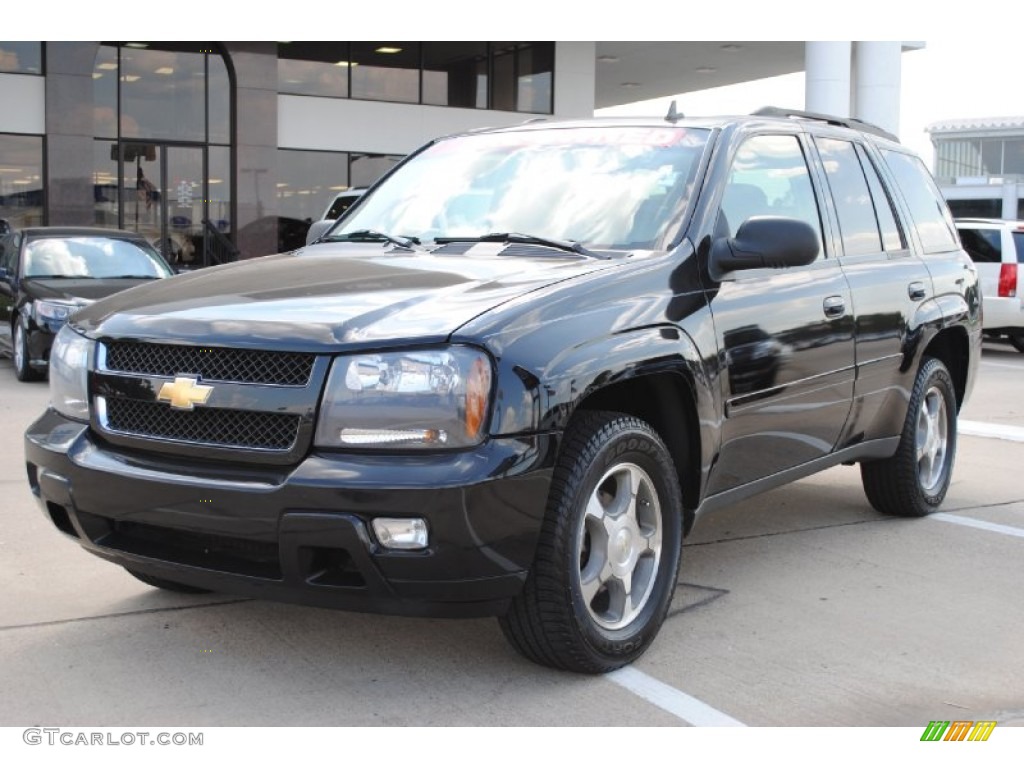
[
  {"x1": 860, "y1": 357, "x2": 957, "y2": 516},
  {"x1": 125, "y1": 568, "x2": 213, "y2": 594},
  {"x1": 1008, "y1": 331, "x2": 1024, "y2": 354},
  {"x1": 499, "y1": 411, "x2": 683, "y2": 673}
]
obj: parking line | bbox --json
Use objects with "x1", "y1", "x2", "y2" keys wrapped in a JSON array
[
  {"x1": 606, "y1": 666, "x2": 746, "y2": 726},
  {"x1": 933, "y1": 513, "x2": 1024, "y2": 539},
  {"x1": 958, "y1": 420, "x2": 1024, "y2": 443}
]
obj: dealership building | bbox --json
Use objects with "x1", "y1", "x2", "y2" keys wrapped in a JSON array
[{"x1": 0, "y1": 41, "x2": 921, "y2": 265}]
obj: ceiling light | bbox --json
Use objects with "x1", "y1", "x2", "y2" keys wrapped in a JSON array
[
  {"x1": 97, "y1": 62, "x2": 118, "y2": 70},
  {"x1": 92, "y1": 73, "x2": 103, "y2": 79},
  {"x1": 335, "y1": 61, "x2": 357, "y2": 67},
  {"x1": 124, "y1": 42, "x2": 149, "y2": 49},
  {"x1": 155, "y1": 67, "x2": 174, "y2": 75},
  {"x1": 120, "y1": 75, "x2": 140, "y2": 82},
  {"x1": 597, "y1": 55, "x2": 619, "y2": 63},
  {"x1": 375, "y1": 47, "x2": 402, "y2": 54}
]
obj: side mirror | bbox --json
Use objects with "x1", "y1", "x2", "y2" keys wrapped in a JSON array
[
  {"x1": 711, "y1": 216, "x2": 819, "y2": 276},
  {"x1": 305, "y1": 219, "x2": 336, "y2": 246}
]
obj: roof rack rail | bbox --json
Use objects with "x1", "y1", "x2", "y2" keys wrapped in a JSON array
[{"x1": 751, "y1": 106, "x2": 899, "y2": 143}]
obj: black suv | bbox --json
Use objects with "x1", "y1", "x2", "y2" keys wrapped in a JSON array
[{"x1": 25, "y1": 108, "x2": 981, "y2": 673}]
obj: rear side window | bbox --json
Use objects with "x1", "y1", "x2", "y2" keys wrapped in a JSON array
[
  {"x1": 881, "y1": 149, "x2": 958, "y2": 253},
  {"x1": 958, "y1": 228, "x2": 1001, "y2": 263},
  {"x1": 815, "y1": 137, "x2": 882, "y2": 256}
]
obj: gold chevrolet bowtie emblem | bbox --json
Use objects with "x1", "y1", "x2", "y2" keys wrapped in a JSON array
[{"x1": 157, "y1": 376, "x2": 213, "y2": 410}]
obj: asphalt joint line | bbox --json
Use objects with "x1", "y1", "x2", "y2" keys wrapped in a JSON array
[{"x1": 0, "y1": 597, "x2": 252, "y2": 633}]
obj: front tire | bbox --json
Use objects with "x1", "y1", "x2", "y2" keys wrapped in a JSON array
[
  {"x1": 13, "y1": 320, "x2": 41, "y2": 382},
  {"x1": 499, "y1": 411, "x2": 683, "y2": 673},
  {"x1": 860, "y1": 357, "x2": 958, "y2": 516}
]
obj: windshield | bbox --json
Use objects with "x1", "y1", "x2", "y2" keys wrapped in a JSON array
[
  {"x1": 333, "y1": 126, "x2": 710, "y2": 251},
  {"x1": 24, "y1": 237, "x2": 173, "y2": 279}
]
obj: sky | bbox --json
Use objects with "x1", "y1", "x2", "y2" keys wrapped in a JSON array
[{"x1": 595, "y1": 39, "x2": 1021, "y2": 168}]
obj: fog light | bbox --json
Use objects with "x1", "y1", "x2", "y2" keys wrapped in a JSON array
[{"x1": 372, "y1": 518, "x2": 428, "y2": 550}]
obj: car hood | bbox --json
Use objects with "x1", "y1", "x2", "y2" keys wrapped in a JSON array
[
  {"x1": 71, "y1": 244, "x2": 623, "y2": 351},
  {"x1": 23, "y1": 277, "x2": 163, "y2": 304}
]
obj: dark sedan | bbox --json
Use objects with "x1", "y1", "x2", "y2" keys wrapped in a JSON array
[{"x1": 0, "y1": 227, "x2": 173, "y2": 381}]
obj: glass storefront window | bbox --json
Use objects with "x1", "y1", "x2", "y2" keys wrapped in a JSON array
[
  {"x1": 277, "y1": 148, "x2": 350, "y2": 222},
  {"x1": 120, "y1": 46, "x2": 207, "y2": 142},
  {"x1": 0, "y1": 42, "x2": 42, "y2": 74},
  {"x1": 0, "y1": 134, "x2": 44, "y2": 229},
  {"x1": 278, "y1": 42, "x2": 350, "y2": 98},
  {"x1": 209, "y1": 55, "x2": 231, "y2": 145},
  {"x1": 350, "y1": 43, "x2": 420, "y2": 104},
  {"x1": 93, "y1": 45, "x2": 118, "y2": 139},
  {"x1": 422, "y1": 43, "x2": 487, "y2": 108},
  {"x1": 492, "y1": 42, "x2": 553, "y2": 114},
  {"x1": 93, "y1": 139, "x2": 119, "y2": 228},
  {"x1": 276, "y1": 41, "x2": 553, "y2": 114},
  {"x1": 350, "y1": 153, "x2": 402, "y2": 188}
]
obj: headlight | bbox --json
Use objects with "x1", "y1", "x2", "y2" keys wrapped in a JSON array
[
  {"x1": 49, "y1": 325, "x2": 94, "y2": 422},
  {"x1": 315, "y1": 346, "x2": 492, "y2": 450},
  {"x1": 33, "y1": 299, "x2": 78, "y2": 324}
]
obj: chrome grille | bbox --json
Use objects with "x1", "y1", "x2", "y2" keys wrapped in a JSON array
[
  {"x1": 104, "y1": 342, "x2": 315, "y2": 386},
  {"x1": 103, "y1": 397, "x2": 301, "y2": 451}
]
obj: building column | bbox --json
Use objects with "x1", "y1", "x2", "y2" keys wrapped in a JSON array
[
  {"x1": 804, "y1": 42, "x2": 851, "y2": 118},
  {"x1": 1003, "y1": 181, "x2": 1020, "y2": 220},
  {"x1": 853, "y1": 41, "x2": 902, "y2": 137},
  {"x1": 222, "y1": 42, "x2": 279, "y2": 258},
  {"x1": 45, "y1": 42, "x2": 101, "y2": 226}
]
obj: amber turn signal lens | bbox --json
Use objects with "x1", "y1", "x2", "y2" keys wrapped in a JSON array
[{"x1": 465, "y1": 356, "x2": 491, "y2": 439}]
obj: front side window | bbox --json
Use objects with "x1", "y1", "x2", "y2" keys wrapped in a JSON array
[
  {"x1": 718, "y1": 134, "x2": 824, "y2": 257},
  {"x1": 333, "y1": 126, "x2": 710, "y2": 251}
]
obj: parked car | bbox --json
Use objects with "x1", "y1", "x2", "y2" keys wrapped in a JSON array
[
  {"x1": 954, "y1": 218, "x2": 1024, "y2": 351},
  {"x1": 25, "y1": 109, "x2": 981, "y2": 672},
  {"x1": 306, "y1": 188, "x2": 366, "y2": 245},
  {"x1": 321, "y1": 187, "x2": 366, "y2": 221},
  {"x1": 0, "y1": 227, "x2": 173, "y2": 381}
]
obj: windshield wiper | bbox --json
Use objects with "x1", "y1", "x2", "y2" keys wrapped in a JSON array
[
  {"x1": 433, "y1": 232, "x2": 609, "y2": 260},
  {"x1": 104, "y1": 274, "x2": 164, "y2": 279},
  {"x1": 323, "y1": 229, "x2": 423, "y2": 250}
]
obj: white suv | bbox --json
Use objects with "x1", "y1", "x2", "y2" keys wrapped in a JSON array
[{"x1": 956, "y1": 218, "x2": 1024, "y2": 352}]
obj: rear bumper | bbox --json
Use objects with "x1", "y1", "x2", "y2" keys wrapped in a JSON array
[
  {"x1": 25, "y1": 409, "x2": 557, "y2": 618},
  {"x1": 981, "y1": 295, "x2": 1023, "y2": 332}
]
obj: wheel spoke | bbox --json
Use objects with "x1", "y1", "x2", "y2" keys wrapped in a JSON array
[{"x1": 580, "y1": 560, "x2": 610, "y2": 606}]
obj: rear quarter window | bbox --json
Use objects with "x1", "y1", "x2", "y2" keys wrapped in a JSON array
[{"x1": 881, "y1": 149, "x2": 959, "y2": 254}]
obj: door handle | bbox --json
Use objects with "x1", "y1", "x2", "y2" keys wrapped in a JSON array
[
  {"x1": 908, "y1": 282, "x2": 927, "y2": 301},
  {"x1": 823, "y1": 295, "x2": 845, "y2": 319}
]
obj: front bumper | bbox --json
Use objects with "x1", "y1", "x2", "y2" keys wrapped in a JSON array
[{"x1": 25, "y1": 409, "x2": 557, "y2": 617}]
